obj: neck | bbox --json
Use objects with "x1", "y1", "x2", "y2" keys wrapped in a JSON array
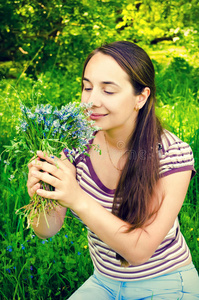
[{"x1": 103, "y1": 128, "x2": 132, "y2": 151}]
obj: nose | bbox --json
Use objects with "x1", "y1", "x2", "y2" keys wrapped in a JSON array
[{"x1": 82, "y1": 88, "x2": 102, "y2": 108}]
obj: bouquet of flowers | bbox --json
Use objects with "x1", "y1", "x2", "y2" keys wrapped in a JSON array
[{"x1": 3, "y1": 101, "x2": 99, "y2": 227}]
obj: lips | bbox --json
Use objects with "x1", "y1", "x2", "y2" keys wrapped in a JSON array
[{"x1": 90, "y1": 113, "x2": 107, "y2": 120}]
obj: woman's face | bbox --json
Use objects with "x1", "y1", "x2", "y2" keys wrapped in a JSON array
[{"x1": 81, "y1": 52, "x2": 145, "y2": 133}]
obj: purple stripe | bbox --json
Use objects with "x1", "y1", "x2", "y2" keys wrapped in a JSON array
[
  {"x1": 78, "y1": 175, "x2": 113, "y2": 200},
  {"x1": 88, "y1": 229, "x2": 187, "y2": 273},
  {"x1": 77, "y1": 170, "x2": 115, "y2": 198},
  {"x1": 91, "y1": 245, "x2": 189, "y2": 278},
  {"x1": 94, "y1": 253, "x2": 190, "y2": 281},
  {"x1": 89, "y1": 249, "x2": 120, "y2": 267},
  {"x1": 160, "y1": 158, "x2": 194, "y2": 168},
  {"x1": 161, "y1": 131, "x2": 176, "y2": 152},
  {"x1": 161, "y1": 130, "x2": 191, "y2": 154},
  {"x1": 76, "y1": 163, "x2": 115, "y2": 197},
  {"x1": 161, "y1": 154, "x2": 194, "y2": 164},
  {"x1": 80, "y1": 185, "x2": 113, "y2": 209},
  {"x1": 86, "y1": 156, "x2": 115, "y2": 194},
  {"x1": 160, "y1": 166, "x2": 196, "y2": 178},
  {"x1": 150, "y1": 243, "x2": 183, "y2": 262},
  {"x1": 74, "y1": 152, "x2": 87, "y2": 165},
  {"x1": 90, "y1": 241, "x2": 187, "y2": 275},
  {"x1": 160, "y1": 150, "x2": 194, "y2": 161},
  {"x1": 88, "y1": 227, "x2": 189, "y2": 273},
  {"x1": 165, "y1": 142, "x2": 191, "y2": 151}
]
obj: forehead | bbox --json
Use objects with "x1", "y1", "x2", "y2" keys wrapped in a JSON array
[{"x1": 84, "y1": 52, "x2": 129, "y2": 82}]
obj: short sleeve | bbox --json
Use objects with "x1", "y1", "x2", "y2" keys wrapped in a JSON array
[{"x1": 159, "y1": 131, "x2": 196, "y2": 179}]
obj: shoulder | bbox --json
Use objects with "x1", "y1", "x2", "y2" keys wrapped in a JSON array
[{"x1": 159, "y1": 129, "x2": 196, "y2": 178}]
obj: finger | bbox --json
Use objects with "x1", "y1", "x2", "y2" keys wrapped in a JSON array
[
  {"x1": 32, "y1": 170, "x2": 60, "y2": 188},
  {"x1": 27, "y1": 175, "x2": 40, "y2": 188},
  {"x1": 27, "y1": 174, "x2": 40, "y2": 191},
  {"x1": 31, "y1": 183, "x2": 41, "y2": 196},
  {"x1": 27, "y1": 181, "x2": 41, "y2": 198},
  {"x1": 28, "y1": 156, "x2": 40, "y2": 169},
  {"x1": 36, "y1": 151, "x2": 59, "y2": 166},
  {"x1": 32, "y1": 160, "x2": 63, "y2": 181},
  {"x1": 36, "y1": 188, "x2": 59, "y2": 201},
  {"x1": 37, "y1": 151, "x2": 69, "y2": 171},
  {"x1": 28, "y1": 165, "x2": 41, "y2": 177},
  {"x1": 27, "y1": 166, "x2": 42, "y2": 190}
]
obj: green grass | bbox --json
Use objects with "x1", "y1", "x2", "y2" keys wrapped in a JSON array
[
  {"x1": 0, "y1": 170, "x2": 92, "y2": 299},
  {"x1": 0, "y1": 51, "x2": 199, "y2": 299}
]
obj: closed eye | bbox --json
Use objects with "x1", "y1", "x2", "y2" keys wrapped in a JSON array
[
  {"x1": 83, "y1": 87, "x2": 92, "y2": 91},
  {"x1": 104, "y1": 91, "x2": 114, "y2": 95}
]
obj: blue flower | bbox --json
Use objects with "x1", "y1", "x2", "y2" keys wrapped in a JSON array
[
  {"x1": 27, "y1": 111, "x2": 35, "y2": 119},
  {"x1": 65, "y1": 234, "x2": 68, "y2": 238},
  {"x1": 21, "y1": 244, "x2": 25, "y2": 250},
  {"x1": 36, "y1": 115, "x2": 43, "y2": 123},
  {"x1": 6, "y1": 245, "x2": 12, "y2": 252},
  {"x1": 77, "y1": 252, "x2": 81, "y2": 255},
  {"x1": 20, "y1": 121, "x2": 28, "y2": 131},
  {"x1": 35, "y1": 104, "x2": 53, "y2": 115},
  {"x1": 41, "y1": 239, "x2": 48, "y2": 244},
  {"x1": 52, "y1": 119, "x2": 60, "y2": 128}
]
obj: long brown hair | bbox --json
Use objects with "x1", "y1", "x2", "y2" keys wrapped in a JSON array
[{"x1": 82, "y1": 41, "x2": 163, "y2": 266}]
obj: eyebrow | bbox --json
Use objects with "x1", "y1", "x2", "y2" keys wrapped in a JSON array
[{"x1": 83, "y1": 77, "x2": 120, "y2": 87}]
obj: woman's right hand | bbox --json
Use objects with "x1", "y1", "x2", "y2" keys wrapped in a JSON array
[{"x1": 27, "y1": 156, "x2": 41, "y2": 198}]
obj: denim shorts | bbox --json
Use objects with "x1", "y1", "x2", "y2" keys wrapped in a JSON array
[{"x1": 68, "y1": 262, "x2": 199, "y2": 299}]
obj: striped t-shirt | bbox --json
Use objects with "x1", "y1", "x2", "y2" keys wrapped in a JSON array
[{"x1": 64, "y1": 130, "x2": 196, "y2": 281}]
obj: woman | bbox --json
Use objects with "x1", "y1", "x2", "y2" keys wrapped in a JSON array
[{"x1": 27, "y1": 41, "x2": 199, "y2": 299}]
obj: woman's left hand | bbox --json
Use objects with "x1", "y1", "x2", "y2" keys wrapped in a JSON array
[{"x1": 31, "y1": 150, "x2": 83, "y2": 210}]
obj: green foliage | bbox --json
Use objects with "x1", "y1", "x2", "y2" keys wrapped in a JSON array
[
  {"x1": 117, "y1": 0, "x2": 199, "y2": 46},
  {"x1": 0, "y1": 163, "x2": 92, "y2": 299},
  {"x1": 1, "y1": 0, "x2": 198, "y2": 78}
]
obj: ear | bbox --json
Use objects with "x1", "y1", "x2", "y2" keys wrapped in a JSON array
[{"x1": 136, "y1": 87, "x2": 150, "y2": 109}]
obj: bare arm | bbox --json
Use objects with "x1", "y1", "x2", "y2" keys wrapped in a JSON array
[
  {"x1": 69, "y1": 170, "x2": 191, "y2": 265},
  {"x1": 31, "y1": 205, "x2": 67, "y2": 239},
  {"x1": 32, "y1": 151, "x2": 192, "y2": 265}
]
